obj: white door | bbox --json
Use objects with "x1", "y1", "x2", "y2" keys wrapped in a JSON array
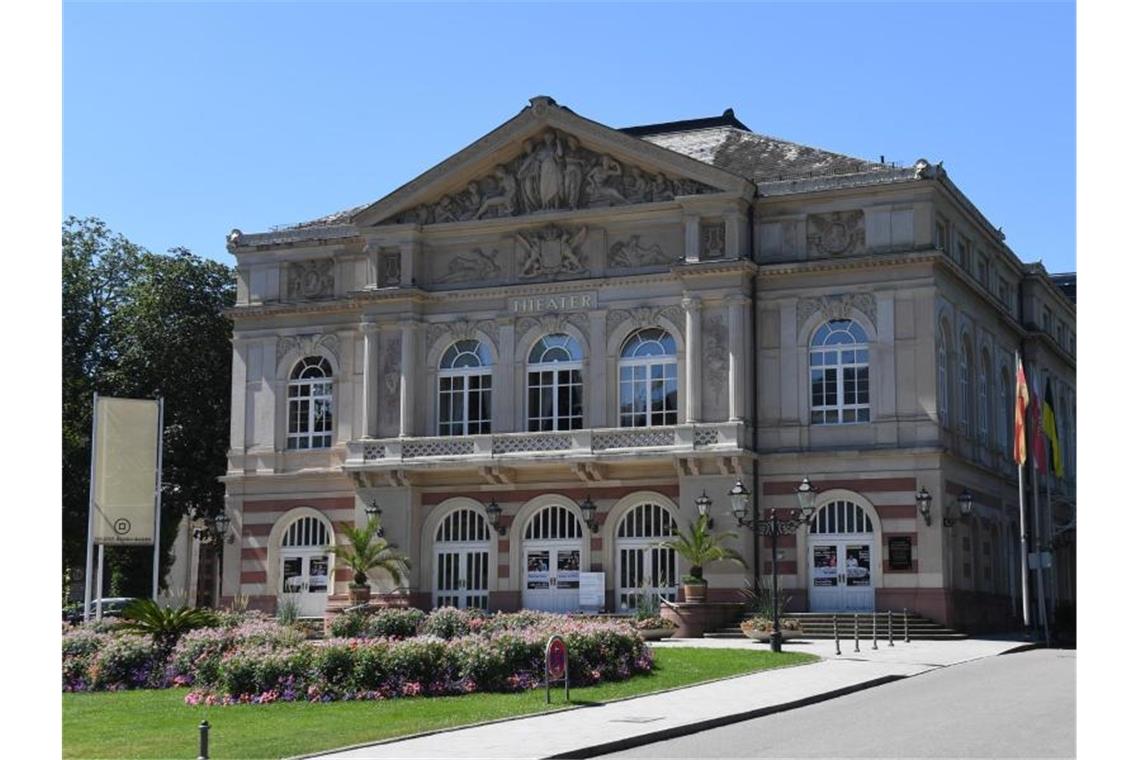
[
  {"x1": 281, "y1": 551, "x2": 332, "y2": 617},
  {"x1": 523, "y1": 544, "x2": 581, "y2": 612},
  {"x1": 807, "y1": 500, "x2": 877, "y2": 613},
  {"x1": 615, "y1": 502, "x2": 679, "y2": 612},
  {"x1": 434, "y1": 548, "x2": 490, "y2": 609}
]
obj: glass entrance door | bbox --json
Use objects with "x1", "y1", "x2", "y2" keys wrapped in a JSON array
[
  {"x1": 809, "y1": 541, "x2": 874, "y2": 612},
  {"x1": 281, "y1": 552, "x2": 331, "y2": 617},
  {"x1": 433, "y1": 549, "x2": 490, "y2": 610},
  {"x1": 522, "y1": 545, "x2": 581, "y2": 612}
]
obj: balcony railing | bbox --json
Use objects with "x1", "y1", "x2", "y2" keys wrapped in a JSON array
[{"x1": 345, "y1": 422, "x2": 744, "y2": 468}]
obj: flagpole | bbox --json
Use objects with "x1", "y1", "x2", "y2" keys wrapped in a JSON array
[
  {"x1": 1018, "y1": 460, "x2": 1030, "y2": 629},
  {"x1": 152, "y1": 397, "x2": 165, "y2": 601},
  {"x1": 83, "y1": 392, "x2": 99, "y2": 624}
]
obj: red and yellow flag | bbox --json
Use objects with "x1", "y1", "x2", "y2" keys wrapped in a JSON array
[{"x1": 1013, "y1": 356, "x2": 1030, "y2": 466}]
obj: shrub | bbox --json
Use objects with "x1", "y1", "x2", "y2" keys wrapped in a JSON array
[
  {"x1": 366, "y1": 608, "x2": 426, "y2": 639},
  {"x1": 62, "y1": 628, "x2": 113, "y2": 691},
  {"x1": 88, "y1": 634, "x2": 160, "y2": 690},
  {"x1": 420, "y1": 607, "x2": 470, "y2": 639},
  {"x1": 631, "y1": 616, "x2": 677, "y2": 631},
  {"x1": 118, "y1": 600, "x2": 218, "y2": 655},
  {"x1": 329, "y1": 611, "x2": 367, "y2": 639},
  {"x1": 169, "y1": 627, "x2": 236, "y2": 686}
]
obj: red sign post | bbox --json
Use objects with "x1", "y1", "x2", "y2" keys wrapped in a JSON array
[{"x1": 545, "y1": 635, "x2": 569, "y2": 703}]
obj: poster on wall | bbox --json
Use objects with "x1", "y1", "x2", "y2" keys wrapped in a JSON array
[
  {"x1": 556, "y1": 550, "x2": 581, "y2": 589},
  {"x1": 527, "y1": 551, "x2": 550, "y2": 589},
  {"x1": 308, "y1": 557, "x2": 330, "y2": 592},
  {"x1": 282, "y1": 557, "x2": 303, "y2": 592},
  {"x1": 813, "y1": 545, "x2": 838, "y2": 586},
  {"x1": 846, "y1": 545, "x2": 872, "y2": 586},
  {"x1": 578, "y1": 572, "x2": 605, "y2": 611},
  {"x1": 888, "y1": 537, "x2": 913, "y2": 570}
]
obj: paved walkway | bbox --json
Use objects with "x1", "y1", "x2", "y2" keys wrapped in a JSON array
[{"x1": 308, "y1": 637, "x2": 1032, "y2": 759}]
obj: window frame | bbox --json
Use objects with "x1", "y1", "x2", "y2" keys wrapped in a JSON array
[
  {"x1": 617, "y1": 328, "x2": 679, "y2": 428},
  {"x1": 526, "y1": 334, "x2": 585, "y2": 432},
  {"x1": 286, "y1": 356, "x2": 334, "y2": 450},
  {"x1": 437, "y1": 340, "x2": 493, "y2": 436},
  {"x1": 809, "y1": 319, "x2": 871, "y2": 426}
]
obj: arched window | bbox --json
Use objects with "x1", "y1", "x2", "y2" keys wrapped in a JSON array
[
  {"x1": 809, "y1": 501, "x2": 875, "y2": 534},
  {"x1": 959, "y1": 335, "x2": 973, "y2": 435},
  {"x1": 998, "y1": 366, "x2": 1011, "y2": 456},
  {"x1": 438, "y1": 340, "x2": 493, "y2": 436},
  {"x1": 618, "y1": 328, "x2": 678, "y2": 428},
  {"x1": 978, "y1": 351, "x2": 991, "y2": 447},
  {"x1": 433, "y1": 507, "x2": 491, "y2": 610},
  {"x1": 615, "y1": 502, "x2": 679, "y2": 610},
  {"x1": 527, "y1": 334, "x2": 584, "y2": 431},
  {"x1": 287, "y1": 356, "x2": 333, "y2": 449},
  {"x1": 938, "y1": 326, "x2": 951, "y2": 425},
  {"x1": 810, "y1": 319, "x2": 870, "y2": 424}
]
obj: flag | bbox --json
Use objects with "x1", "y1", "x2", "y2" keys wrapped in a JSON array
[
  {"x1": 1029, "y1": 378, "x2": 1047, "y2": 476},
  {"x1": 1013, "y1": 356, "x2": 1030, "y2": 465},
  {"x1": 1042, "y1": 379, "x2": 1064, "y2": 477}
]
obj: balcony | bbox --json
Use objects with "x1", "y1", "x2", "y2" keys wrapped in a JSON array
[{"x1": 344, "y1": 422, "x2": 746, "y2": 470}]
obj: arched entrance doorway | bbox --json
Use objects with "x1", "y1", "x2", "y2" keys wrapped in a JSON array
[
  {"x1": 614, "y1": 501, "x2": 679, "y2": 612},
  {"x1": 432, "y1": 507, "x2": 491, "y2": 610},
  {"x1": 521, "y1": 503, "x2": 585, "y2": 612},
  {"x1": 807, "y1": 500, "x2": 876, "y2": 612},
  {"x1": 279, "y1": 515, "x2": 333, "y2": 617}
]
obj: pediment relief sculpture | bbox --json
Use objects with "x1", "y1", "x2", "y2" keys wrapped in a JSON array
[
  {"x1": 807, "y1": 211, "x2": 866, "y2": 256},
  {"x1": 384, "y1": 129, "x2": 717, "y2": 225},
  {"x1": 437, "y1": 248, "x2": 501, "y2": 284},
  {"x1": 286, "y1": 259, "x2": 335, "y2": 299}
]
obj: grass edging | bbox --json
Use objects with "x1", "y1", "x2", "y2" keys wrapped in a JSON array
[{"x1": 290, "y1": 651, "x2": 820, "y2": 759}]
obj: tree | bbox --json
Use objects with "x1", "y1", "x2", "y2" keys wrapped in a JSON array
[
  {"x1": 333, "y1": 517, "x2": 412, "y2": 589},
  {"x1": 656, "y1": 514, "x2": 744, "y2": 583},
  {"x1": 62, "y1": 217, "x2": 235, "y2": 599}
]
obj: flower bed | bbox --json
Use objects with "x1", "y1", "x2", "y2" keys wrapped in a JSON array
[{"x1": 62, "y1": 609, "x2": 653, "y2": 706}]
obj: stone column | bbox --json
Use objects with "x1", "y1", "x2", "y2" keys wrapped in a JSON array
[
  {"x1": 683, "y1": 215, "x2": 701, "y2": 263},
  {"x1": 683, "y1": 295, "x2": 703, "y2": 423},
  {"x1": 399, "y1": 320, "x2": 417, "y2": 437},
  {"x1": 495, "y1": 318, "x2": 516, "y2": 432},
  {"x1": 360, "y1": 319, "x2": 380, "y2": 437},
  {"x1": 588, "y1": 310, "x2": 608, "y2": 428},
  {"x1": 727, "y1": 294, "x2": 746, "y2": 422}
]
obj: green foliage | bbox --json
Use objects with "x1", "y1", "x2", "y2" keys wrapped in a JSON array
[
  {"x1": 332, "y1": 517, "x2": 411, "y2": 587},
  {"x1": 61, "y1": 217, "x2": 235, "y2": 596},
  {"x1": 657, "y1": 514, "x2": 744, "y2": 581},
  {"x1": 739, "y1": 575, "x2": 794, "y2": 620},
  {"x1": 117, "y1": 599, "x2": 218, "y2": 653},
  {"x1": 419, "y1": 607, "x2": 470, "y2": 639},
  {"x1": 277, "y1": 595, "x2": 301, "y2": 626},
  {"x1": 330, "y1": 608, "x2": 426, "y2": 639}
]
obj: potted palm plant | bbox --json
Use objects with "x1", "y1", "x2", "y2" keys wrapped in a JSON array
[
  {"x1": 333, "y1": 517, "x2": 411, "y2": 606},
  {"x1": 657, "y1": 514, "x2": 744, "y2": 603}
]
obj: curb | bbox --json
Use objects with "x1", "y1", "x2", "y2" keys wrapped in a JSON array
[{"x1": 542, "y1": 675, "x2": 906, "y2": 759}]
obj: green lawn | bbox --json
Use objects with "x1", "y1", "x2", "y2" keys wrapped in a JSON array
[{"x1": 63, "y1": 647, "x2": 816, "y2": 759}]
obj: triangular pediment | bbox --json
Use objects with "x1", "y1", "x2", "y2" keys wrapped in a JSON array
[{"x1": 352, "y1": 96, "x2": 754, "y2": 228}]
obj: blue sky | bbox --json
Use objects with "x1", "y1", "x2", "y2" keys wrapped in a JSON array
[{"x1": 64, "y1": 1, "x2": 1075, "y2": 272}]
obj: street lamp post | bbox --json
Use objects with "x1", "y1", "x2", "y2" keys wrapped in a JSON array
[{"x1": 730, "y1": 476, "x2": 818, "y2": 653}]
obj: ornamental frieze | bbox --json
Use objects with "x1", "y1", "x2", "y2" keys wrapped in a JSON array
[
  {"x1": 606, "y1": 305, "x2": 685, "y2": 339},
  {"x1": 807, "y1": 211, "x2": 866, "y2": 256},
  {"x1": 276, "y1": 333, "x2": 340, "y2": 366},
  {"x1": 795, "y1": 293, "x2": 878, "y2": 332},
  {"x1": 436, "y1": 248, "x2": 501, "y2": 284},
  {"x1": 607, "y1": 235, "x2": 673, "y2": 268},
  {"x1": 385, "y1": 128, "x2": 717, "y2": 225},
  {"x1": 426, "y1": 319, "x2": 499, "y2": 352},
  {"x1": 286, "y1": 259, "x2": 335, "y2": 299},
  {"x1": 515, "y1": 312, "x2": 589, "y2": 349}
]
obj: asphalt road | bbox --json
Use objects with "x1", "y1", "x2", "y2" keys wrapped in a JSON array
[{"x1": 600, "y1": 649, "x2": 1075, "y2": 759}]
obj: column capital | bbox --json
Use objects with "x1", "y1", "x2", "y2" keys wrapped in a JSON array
[
  {"x1": 681, "y1": 294, "x2": 703, "y2": 312},
  {"x1": 359, "y1": 317, "x2": 380, "y2": 332},
  {"x1": 724, "y1": 293, "x2": 750, "y2": 307},
  {"x1": 398, "y1": 319, "x2": 422, "y2": 332}
]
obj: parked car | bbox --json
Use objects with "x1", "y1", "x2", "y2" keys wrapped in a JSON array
[{"x1": 63, "y1": 597, "x2": 138, "y2": 624}]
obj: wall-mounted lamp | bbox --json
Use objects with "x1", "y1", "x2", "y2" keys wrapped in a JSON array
[
  {"x1": 942, "y1": 488, "x2": 974, "y2": 528},
  {"x1": 695, "y1": 491, "x2": 714, "y2": 528},
  {"x1": 916, "y1": 486, "x2": 933, "y2": 526},
  {"x1": 728, "y1": 480, "x2": 751, "y2": 524},
  {"x1": 364, "y1": 499, "x2": 385, "y2": 538},
  {"x1": 579, "y1": 495, "x2": 600, "y2": 533},
  {"x1": 485, "y1": 499, "x2": 506, "y2": 536}
]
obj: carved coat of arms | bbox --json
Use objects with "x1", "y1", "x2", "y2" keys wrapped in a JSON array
[{"x1": 516, "y1": 225, "x2": 589, "y2": 278}]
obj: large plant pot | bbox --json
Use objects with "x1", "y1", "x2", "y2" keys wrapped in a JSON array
[
  {"x1": 682, "y1": 582, "x2": 708, "y2": 603},
  {"x1": 348, "y1": 584, "x2": 372, "y2": 605},
  {"x1": 637, "y1": 628, "x2": 677, "y2": 641}
]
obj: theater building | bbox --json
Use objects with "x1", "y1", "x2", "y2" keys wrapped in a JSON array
[{"x1": 215, "y1": 96, "x2": 1075, "y2": 629}]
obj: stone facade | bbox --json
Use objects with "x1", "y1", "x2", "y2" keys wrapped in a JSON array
[{"x1": 214, "y1": 97, "x2": 1075, "y2": 631}]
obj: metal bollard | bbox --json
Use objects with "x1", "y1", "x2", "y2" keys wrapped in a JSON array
[
  {"x1": 834, "y1": 614, "x2": 841, "y2": 655},
  {"x1": 198, "y1": 720, "x2": 210, "y2": 760},
  {"x1": 854, "y1": 613, "x2": 860, "y2": 653},
  {"x1": 888, "y1": 609, "x2": 894, "y2": 647},
  {"x1": 904, "y1": 607, "x2": 910, "y2": 643},
  {"x1": 872, "y1": 611, "x2": 879, "y2": 650}
]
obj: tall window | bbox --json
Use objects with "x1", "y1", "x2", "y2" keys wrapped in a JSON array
[
  {"x1": 938, "y1": 329, "x2": 950, "y2": 425},
  {"x1": 618, "y1": 328, "x2": 678, "y2": 427},
  {"x1": 287, "y1": 356, "x2": 333, "y2": 449},
  {"x1": 978, "y1": 351, "x2": 991, "y2": 447},
  {"x1": 810, "y1": 319, "x2": 870, "y2": 424},
  {"x1": 527, "y1": 334, "x2": 584, "y2": 431},
  {"x1": 998, "y1": 367, "x2": 1011, "y2": 456},
  {"x1": 958, "y1": 337, "x2": 973, "y2": 435},
  {"x1": 438, "y1": 340, "x2": 492, "y2": 436}
]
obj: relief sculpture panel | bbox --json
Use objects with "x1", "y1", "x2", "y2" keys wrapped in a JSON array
[
  {"x1": 286, "y1": 259, "x2": 335, "y2": 299},
  {"x1": 386, "y1": 129, "x2": 717, "y2": 225},
  {"x1": 702, "y1": 311, "x2": 729, "y2": 420},
  {"x1": 807, "y1": 211, "x2": 866, "y2": 257}
]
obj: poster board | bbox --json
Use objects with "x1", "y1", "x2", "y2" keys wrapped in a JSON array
[{"x1": 578, "y1": 572, "x2": 605, "y2": 612}]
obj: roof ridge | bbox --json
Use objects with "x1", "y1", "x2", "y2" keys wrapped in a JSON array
[{"x1": 620, "y1": 108, "x2": 751, "y2": 136}]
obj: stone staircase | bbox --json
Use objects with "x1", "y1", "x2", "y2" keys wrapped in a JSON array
[{"x1": 704, "y1": 611, "x2": 968, "y2": 641}]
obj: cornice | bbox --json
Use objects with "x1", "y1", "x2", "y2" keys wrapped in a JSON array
[{"x1": 756, "y1": 249, "x2": 942, "y2": 278}]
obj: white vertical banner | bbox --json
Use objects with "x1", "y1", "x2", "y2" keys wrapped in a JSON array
[{"x1": 92, "y1": 397, "x2": 161, "y2": 546}]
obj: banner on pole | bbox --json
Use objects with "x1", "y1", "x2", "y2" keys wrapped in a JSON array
[{"x1": 92, "y1": 397, "x2": 161, "y2": 546}]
